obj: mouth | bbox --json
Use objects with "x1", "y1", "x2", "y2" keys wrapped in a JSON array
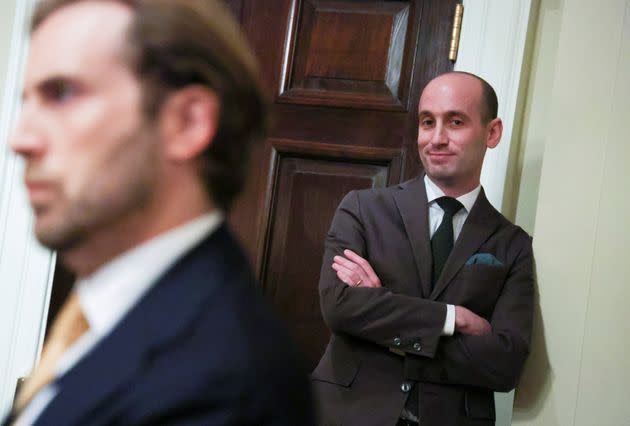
[
  {"x1": 24, "y1": 180, "x2": 55, "y2": 204},
  {"x1": 427, "y1": 152, "x2": 454, "y2": 161}
]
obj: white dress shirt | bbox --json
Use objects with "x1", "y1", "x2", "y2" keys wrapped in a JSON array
[
  {"x1": 424, "y1": 175, "x2": 481, "y2": 336},
  {"x1": 17, "y1": 211, "x2": 223, "y2": 426}
]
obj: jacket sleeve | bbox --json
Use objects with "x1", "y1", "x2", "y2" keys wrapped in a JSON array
[
  {"x1": 404, "y1": 238, "x2": 535, "y2": 391},
  {"x1": 319, "y1": 190, "x2": 448, "y2": 358}
]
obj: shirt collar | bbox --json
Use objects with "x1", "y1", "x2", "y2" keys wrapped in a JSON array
[
  {"x1": 424, "y1": 175, "x2": 481, "y2": 213},
  {"x1": 76, "y1": 211, "x2": 223, "y2": 336}
]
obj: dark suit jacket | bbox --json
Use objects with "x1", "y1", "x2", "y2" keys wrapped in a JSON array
[
  {"x1": 312, "y1": 177, "x2": 534, "y2": 426},
  {"x1": 7, "y1": 224, "x2": 314, "y2": 426}
]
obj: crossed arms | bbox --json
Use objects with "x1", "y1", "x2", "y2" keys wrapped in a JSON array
[
  {"x1": 319, "y1": 191, "x2": 534, "y2": 392},
  {"x1": 333, "y1": 249, "x2": 492, "y2": 337}
]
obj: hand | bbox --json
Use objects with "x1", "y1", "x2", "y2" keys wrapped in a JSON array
[
  {"x1": 454, "y1": 306, "x2": 492, "y2": 336},
  {"x1": 332, "y1": 249, "x2": 382, "y2": 288}
]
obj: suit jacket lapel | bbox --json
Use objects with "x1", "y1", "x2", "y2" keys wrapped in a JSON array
[
  {"x1": 430, "y1": 188, "x2": 502, "y2": 300},
  {"x1": 38, "y1": 225, "x2": 236, "y2": 425},
  {"x1": 393, "y1": 176, "x2": 433, "y2": 297}
]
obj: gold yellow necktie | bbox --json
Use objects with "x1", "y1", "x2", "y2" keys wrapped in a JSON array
[{"x1": 13, "y1": 292, "x2": 89, "y2": 413}]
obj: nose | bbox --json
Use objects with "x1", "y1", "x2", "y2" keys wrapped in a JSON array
[
  {"x1": 430, "y1": 122, "x2": 447, "y2": 147},
  {"x1": 10, "y1": 110, "x2": 46, "y2": 159}
]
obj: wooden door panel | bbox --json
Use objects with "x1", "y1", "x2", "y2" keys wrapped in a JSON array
[
  {"x1": 272, "y1": 105, "x2": 408, "y2": 146},
  {"x1": 45, "y1": 1, "x2": 457, "y2": 366},
  {"x1": 279, "y1": 0, "x2": 413, "y2": 110},
  {"x1": 260, "y1": 140, "x2": 402, "y2": 366},
  {"x1": 230, "y1": 0, "x2": 457, "y2": 371}
]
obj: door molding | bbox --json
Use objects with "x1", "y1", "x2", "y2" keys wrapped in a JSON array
[
  {"x1": 0, "y1": 0, "x2": 54, "y2": 418},
  {"x1": 456, "y1": 2, "x2": 534, "y2": 423},
  {"x1": 457, "y1": 0, "x2": 534, "y2": 212}
]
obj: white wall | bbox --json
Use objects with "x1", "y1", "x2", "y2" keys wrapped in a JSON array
[
  {"x1": 0, "y1": 0, "x2": 17, "y2": 177},
  {"x1": 512, "y1": 0, "x2": 630, "y2": 424},
  {"x1": 0, "y1": 0, "x2": 55, "y2": 418},
  {"x1": 457, "y1": 2, "x2": 535, "y2": 424}
]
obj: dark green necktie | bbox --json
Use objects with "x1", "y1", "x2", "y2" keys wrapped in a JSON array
[
  {"x1": 402, "y1": 197, "x2": 463, "y2": 422},
  {"x1": 431, "y1": 196, "x2": 463, "y2": 286}
]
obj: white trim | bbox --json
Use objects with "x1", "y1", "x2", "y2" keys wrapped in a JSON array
[
  {"x1": 0, "y1": 0, "x2": 55, "y2": 418},
  {"x1": 457, "y1": 0, "x2": 534, "y2": 212},
  {"x1": 457, "y1": 2, "x2": 534, "y2": 425}
]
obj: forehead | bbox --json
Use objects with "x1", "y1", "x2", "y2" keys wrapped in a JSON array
[
  {"x1": 418, "y1": 74, "x2": 483, "y2": 115},
  {"x1": 26, "y1": 1, "x2": 133, "y2": 86}
]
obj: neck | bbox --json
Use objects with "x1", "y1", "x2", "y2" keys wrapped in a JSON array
[
  {"x1": 426, "y1": 175, "x2": 480, "y2": 198},
  {"x1": 62, "y1": 179, "x2": 213, "y2": 278}
]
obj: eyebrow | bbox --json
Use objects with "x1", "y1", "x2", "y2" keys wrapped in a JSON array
[{"x1": 418, "y1": 109, "x2": 469, "y2": 117}]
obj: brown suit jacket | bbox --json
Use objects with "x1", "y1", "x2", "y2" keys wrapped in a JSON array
[{"x1": 312, "y1": 176, "x2": 534, "y2": 426}]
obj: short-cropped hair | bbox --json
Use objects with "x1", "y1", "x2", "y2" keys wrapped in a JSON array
[{"x1": 449, "y1": 71, "x2": 498, "y2": 123}]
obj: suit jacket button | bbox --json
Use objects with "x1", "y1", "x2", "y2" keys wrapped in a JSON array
[
  {"x1": 393, "y1": 337, "x2": 402, "y2": 346},
  {"x1": 413, "y1": 342, "x2": 422, "y2": 351},
  {"x1": 401, "y1": 382, "x2": 411, "y2": 393}
]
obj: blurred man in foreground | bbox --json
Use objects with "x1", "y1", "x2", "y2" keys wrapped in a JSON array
[{"x1": 6, "y1": 1, "x2": 313, "y2": 425}]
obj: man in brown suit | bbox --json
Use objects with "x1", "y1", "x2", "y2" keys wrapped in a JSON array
[{"x1": 313, "y1": 72, "x2": 534, "y2": 426}]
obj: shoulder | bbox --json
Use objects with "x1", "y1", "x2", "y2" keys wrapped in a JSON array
[
  {"x1": 340, "y1": 177, "x2": 420, "y2": 206},
  {"x1": 155, "y1": 226, "x2": 299, "y2": 367},
  {"x1": 491, "y1": 205, "x2": 532, "y2": 245},
  {"x1": 150, "y1": 238, "x2": 314, "y2": 422},
  {"x1": 109, "y1": 227, "x2": 312, "y2": 425},
  {"x1": 194, "y1": 280, "x2": 314, "y2": 422},
  {"x1": 479, "y1": 197, "x2": 533, "y2": 254}
]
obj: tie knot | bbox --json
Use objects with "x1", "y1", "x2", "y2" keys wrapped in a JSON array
[{"x1": 435, "y1": 196, "x2": 463, "y2": 217}]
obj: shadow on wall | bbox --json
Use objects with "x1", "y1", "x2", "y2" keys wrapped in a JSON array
[{"x1": 512, "y1": 259, "x2": 552, "y2": 421}]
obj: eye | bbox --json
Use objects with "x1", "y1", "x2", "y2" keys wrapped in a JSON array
[
  {"x1": 450, "y1": 118, "x2": 464, "y2": 126},
  {"x1": 420, "y1": 118, "x2": 434, "y2": 128},
  {"x1": 40, "y1": 79, "x2": 79, "y2": 104}
]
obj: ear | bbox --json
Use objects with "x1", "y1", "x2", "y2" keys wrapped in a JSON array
[
  {"x1": 159, "y1": 85, "x2": 220, "y2": 162},
  {"x1": 485, "y1": 117, "x2": 503, "y2": 149}
]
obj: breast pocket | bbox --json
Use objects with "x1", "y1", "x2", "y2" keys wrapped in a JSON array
[{"x1": 454, "y1": 264, "x2": 507, "y2": 317}]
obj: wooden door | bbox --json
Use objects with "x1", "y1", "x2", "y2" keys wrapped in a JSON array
[
  {"x1": 227, "y1": 0, "x2": 458, "y2": 370},
  {"x1": 46, "y1": 1, "x2": 458, "y2": 368}
]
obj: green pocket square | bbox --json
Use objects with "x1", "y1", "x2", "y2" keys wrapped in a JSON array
[{"x1": 465, "y1": 253, "x2": 503, "y2": 266}]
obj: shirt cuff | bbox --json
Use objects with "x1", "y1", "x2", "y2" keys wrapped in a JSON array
[{"x1": 442, "y1": 304, "x2": 455, "y2": 336}]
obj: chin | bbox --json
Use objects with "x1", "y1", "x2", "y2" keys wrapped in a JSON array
[
  {"x1": 35, "y1": 221, "x2": 85, "y2": 252},
  {"x1": 425, "y1": 167, "x2": 454, "y2": 180}
]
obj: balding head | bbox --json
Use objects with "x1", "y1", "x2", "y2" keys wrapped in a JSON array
[{"x1": 422, "y1": 72, "x2": 498, "y2": 124}]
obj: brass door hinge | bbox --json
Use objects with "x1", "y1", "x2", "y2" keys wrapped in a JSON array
[{"x1": 449, "y1": 3, "x2": 464, "y2": 62}]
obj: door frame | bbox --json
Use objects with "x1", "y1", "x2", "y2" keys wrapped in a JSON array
[
  {"x1": 455, "y1": 4, "x2": 535, "y2": 422},
  {"x1": 457, "y1": 0, "x2": 534, "y2": 211},
  {"x1": 0, "y1": 0, "x2": 54, "y2": 418},
  {"x1": 0, "y1": 0, "x2": 534, "y2": 418}
]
